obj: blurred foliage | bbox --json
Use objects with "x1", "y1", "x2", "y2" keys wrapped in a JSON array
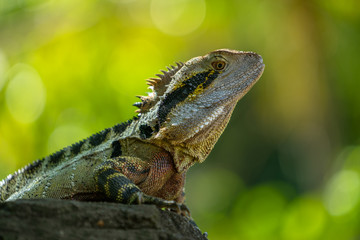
[{"x1": 1, "y1": 0, "x2": 360, "y2": 239}]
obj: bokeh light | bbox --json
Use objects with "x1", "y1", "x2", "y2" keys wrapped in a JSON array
[
  {"x1": 0, "y1": 49, "x2": 9, "y2": 91},
  {"x1": 106, "y1": 38, "x2": 163, "y2": 96},
  {"x1": 47, "y1": 124, "x2": 88, "y2": 153},
  {"x1": 324, "y1": 170, "x2": 360, "y2": 216},
  {"x1": 234, "y1": 184, "x2": 287, "y2": 240},
  {"x1": 281, "y1": 197, "x2": 327, "y2": 240},
  {"x1": 5, "y1": 64, "x2": 46, "y2": 124},
  {"x1": 150, "y1": 0, "x2": 206, "y2": 36}
]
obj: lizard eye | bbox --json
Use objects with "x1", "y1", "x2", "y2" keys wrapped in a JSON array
[{"x1": 211, "y1": 60, "x2": 226, "y2": 70}]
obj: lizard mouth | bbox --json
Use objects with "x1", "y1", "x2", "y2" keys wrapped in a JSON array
[
  {"x1": 236, "y1": 59, "x2": 265, "y2": 92},
  {"x1": 232, "y1": 53, "x2": 264, "y2": 89}
]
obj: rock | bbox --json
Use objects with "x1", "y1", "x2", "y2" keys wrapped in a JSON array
[{"x1": 0, "y1": 199, "x2": 207, "y2": 240}]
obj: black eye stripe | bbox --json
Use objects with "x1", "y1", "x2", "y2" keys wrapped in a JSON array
[{"x1": 157, "y1": 70, "x2": 219, "y2": 126}]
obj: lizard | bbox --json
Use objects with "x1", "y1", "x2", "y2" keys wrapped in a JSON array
[{"x1": 0, "y1": 49, "x2": 264, "y2": 215}]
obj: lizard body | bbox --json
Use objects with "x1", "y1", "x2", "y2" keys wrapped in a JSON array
[{"x1": 0, "y1": 49, "x2": 264, "y2": 213}]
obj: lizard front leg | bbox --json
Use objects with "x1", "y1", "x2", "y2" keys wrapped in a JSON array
[{"x1": 94, "y1": 155, "x2": 189, "y2": 215}]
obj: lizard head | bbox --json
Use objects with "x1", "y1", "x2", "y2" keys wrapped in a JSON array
[{"x1": 136, "y1": 49, "x2": 264, "y2": 171}]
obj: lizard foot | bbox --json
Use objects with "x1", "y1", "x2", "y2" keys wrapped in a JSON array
[
  {"x1": 131, "y1": 192, "x2": 191, "y2": 217},
  {"x1": 167, "y1": 203, "x2": 191, "y2": 217}
]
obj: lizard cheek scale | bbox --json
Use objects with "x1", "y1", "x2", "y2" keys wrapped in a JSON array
[{"x1": 0, "y1": 49, "x2": 264, "y2": 217}]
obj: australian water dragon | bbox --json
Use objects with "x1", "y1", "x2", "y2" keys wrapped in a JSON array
[{"x1": 0, "y1": 49, "x2": 264, "y2": 215}]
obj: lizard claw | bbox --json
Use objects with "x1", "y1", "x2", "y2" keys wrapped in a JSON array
[
  {"x1": 165, "y1": 203, "x2": 191, "y2": 217},
  {"x1": 174, "y1": 203, "x2": 181, "y2": 214},
  {"x1": 128, "y1": 191, "x2": 145, "y2": 205},
  {"x1": 180, "y1": 204, "x2": 191, "y2": 217},
  {"x1": 140, "y1": 194, "x2": 191, "y2": 217},
  {"x1": 136, "y1": 192, "x2": 144, "y2": 205}
]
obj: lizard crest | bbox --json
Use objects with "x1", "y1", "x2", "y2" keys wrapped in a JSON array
[{"x1": 134, "y1": 62, "x2": 184, "y2": 114}]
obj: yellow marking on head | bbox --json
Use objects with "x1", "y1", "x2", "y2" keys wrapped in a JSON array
[
  {"x1": 207, "y1": 70, "x2": 216, "y2": 77},
  {"x1": 188, "y1": 84, "x2": 204, "y2": 100},
  {"x1": 188, "y1": 70, "x2": 216, "y2": 100},
  {"x1": 172, "y1": 71, "x2": 200, "y2": 91},
  {"x1": 172, "y1": 81, "x2": 186, "y2": 91}
]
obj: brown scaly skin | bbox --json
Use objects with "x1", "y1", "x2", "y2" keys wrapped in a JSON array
[{"x1": 0, "y1": 49, "x2": 264, "y2": 216}]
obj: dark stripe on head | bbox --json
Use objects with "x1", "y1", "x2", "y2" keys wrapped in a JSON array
[
  {"x1": 157, "y1": 70, "x2": 219, "y2": 125},
  {"x1": 71, "y1": 140, "x2": 85, "y2": 155},
  {"x1": 110, "y1": 140, "x2": 122, "y2": 158},
  {"x1": 89, "y1": 128, "x2": 110, "y2": 146},
  {"x1": 139, "y1": 124, "x2": 153, "y2": 139}
]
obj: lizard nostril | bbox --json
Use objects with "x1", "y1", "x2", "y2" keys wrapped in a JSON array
[{"x1": 245, "y1": 52, "x2": 263, "y2": 63}]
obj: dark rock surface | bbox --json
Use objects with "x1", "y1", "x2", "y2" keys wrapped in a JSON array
[{"x1": 0, "y1": 199, "x2": 207, "y2": 240}]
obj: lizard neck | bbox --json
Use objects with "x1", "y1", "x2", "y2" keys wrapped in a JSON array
[{"x1": 144, "y1": 103, "x2": 236, "y2": 173}]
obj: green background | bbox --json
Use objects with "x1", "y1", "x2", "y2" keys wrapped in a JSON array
[{"x1": 1, "y1": 0, "x2": 360, "y2": 239}]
